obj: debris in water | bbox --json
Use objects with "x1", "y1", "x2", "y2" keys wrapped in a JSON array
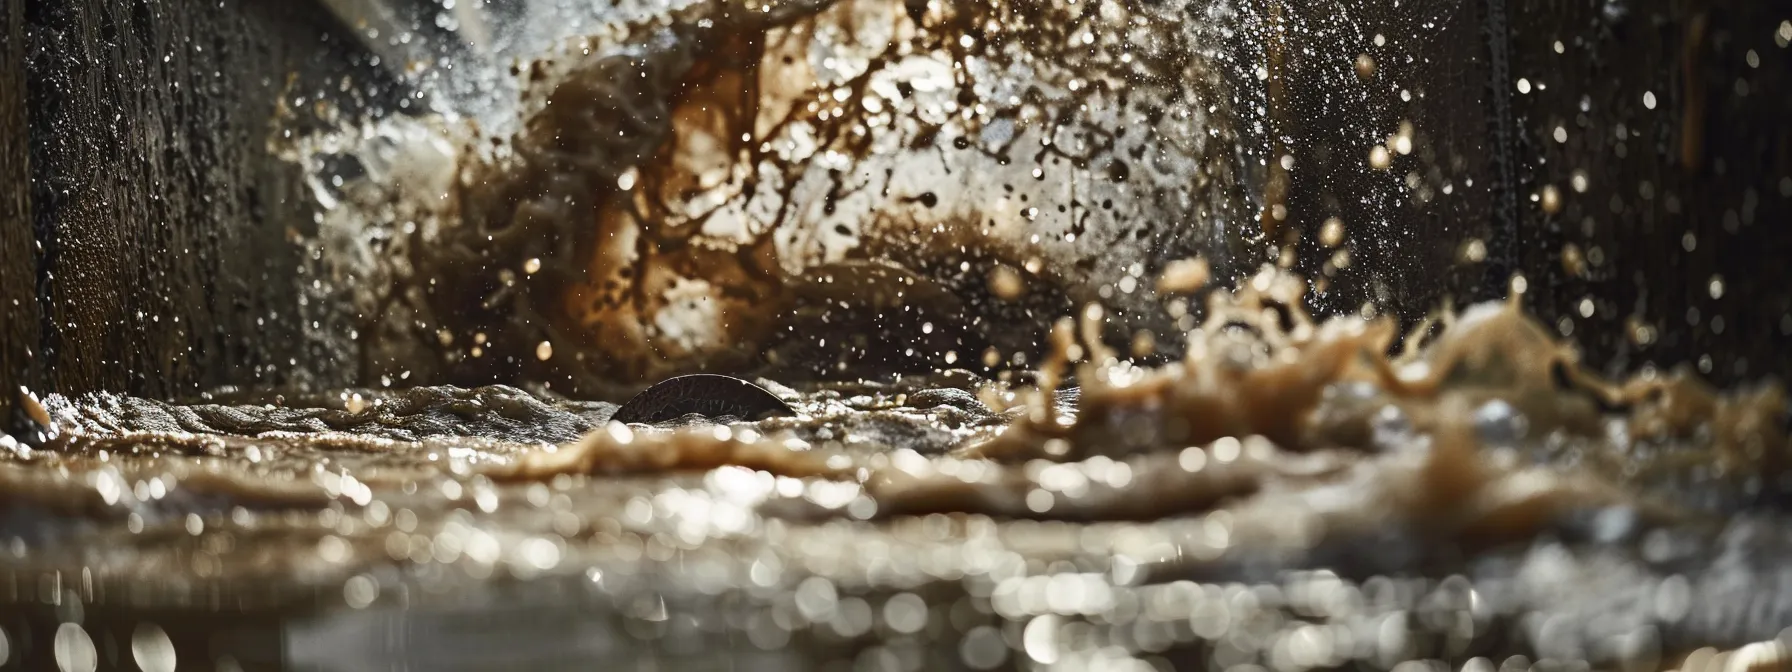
[
  {"x1": 1155, "y1": 257, "x2": 1212, "y2": 294},
  {"x1": 610, "y1": 374, "x2": 798, "y2": 424}
]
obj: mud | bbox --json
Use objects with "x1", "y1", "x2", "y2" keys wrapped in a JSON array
[
  {"x1": 3, "y1": 266, "x2": 1789, "y2": 669},
  {"x1": 285, "y1": 0, "x2": 1258, "y2": 395}
]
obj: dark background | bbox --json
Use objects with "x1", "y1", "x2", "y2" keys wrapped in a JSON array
[
  {"x1": 1, "y1": 0, "x2": 1788, "y2": 425},
  {"x1": 1273, "y1": 0, "x2": 1792, "y2": 386},
  {"x1": 1, "y1": 0, "x2": 405, "y2": 428}
]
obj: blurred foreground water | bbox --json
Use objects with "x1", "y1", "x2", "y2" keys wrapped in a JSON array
[{"x1": 4, "y1": 271, "x2": 1791, "y2": 670}]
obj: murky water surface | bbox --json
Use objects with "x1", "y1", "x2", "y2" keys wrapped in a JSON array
[{"x1": 4, "y1": 271, "x2": 1790, "y2": 670}]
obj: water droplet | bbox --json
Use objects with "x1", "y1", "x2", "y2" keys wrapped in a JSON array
[
  {"x1": 131, "y1": 624, "x2": 177, "y2": 672},
  {"x1": 53, "y1": 624, "x2": 96, "y2": 672},
  {"x1": 1463, "y1": 239, "x2": 1487, "y2": 263},
  {"x1": 1157, "y1": 257, "x2": 1211, "y2": 293},
  {"x1": 795, "y1": 576, "x2": 840, "y2": 620},
  {"x1": 1354, "y1": 54, "x2": 1376, "y2": 80},
  {"x1": 1320, "y1": 218, "x2": 1346, "y2": 247},
  {"x1": 1211, "y1": 436, "x2": 1241, "y2": 462},
  {"x1": 606, "y1": 422, "x2": 634, "y2": 444},
  {"x1": 1472, "y1": 400, "x2": 1528, "y2": 446},
  {"x1": 521, "y1": 537, "x2": 561, "y2": 571},
  {"x1": 1130, "y1": 330, "x2": 1155, "y2": 358},
  {"x1": 987, "y1": 265, "x2": 1024, "y2": 300},
  {"x1": 1540, "y1": 185, "x2": 1562, "y2": 214},
  {"x1": 884, "y1": 593, "x2": 928, "y2": 634},
  {"x1": 318, "y1": 535, "x2": 351, "y2": 563},
  {"x1": 1368, "y1": 145, "x2": 1392, "y2": 170},
  {"x1": 960, "y1": 626, "x2": 1008, "y2": 669},
  {"x1": 1179, "y1": 446, "x2": 1207, "y2": 472},
  {"x1": 343, "y1": 574, "x2": 379, "y2": 609},
  {"x1": 1023, "y1": 614, "x2": 1062, "y2": 663}
]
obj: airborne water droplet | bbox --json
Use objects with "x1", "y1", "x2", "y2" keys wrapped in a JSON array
[
  {"x1": 987, "y1": 265, "x2": 1025, "y2": 300},
  {"x1": 54, "y1": 624, "x2": 97, "y2": 672},
  {"x1": 1368, "y1": 146, "x2": 1392, "y2": 170},
  {"x1": 1354, "y1": 54, "x2": 1376, "y2": 80},
  {"x1": 1320, "y1": 218, "x2": 1346, "y2": 248},
  {"x1": 1540, "y1": 185, "x2": 1563, "y2": 214}
]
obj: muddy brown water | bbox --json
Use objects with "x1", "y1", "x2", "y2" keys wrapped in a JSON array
[{"x1": 2, "y1": 268, "x2": 1790, "y2": 671}]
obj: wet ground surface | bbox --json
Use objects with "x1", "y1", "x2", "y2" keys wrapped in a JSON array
[{"x1": 2, "y1": 281, "x2": 1791, "y2": 671}]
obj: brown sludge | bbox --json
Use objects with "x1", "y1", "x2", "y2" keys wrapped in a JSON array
[
  {"x1": 497, "y1": 264, "x2": 1785, "y2": 549},
  {"x1": 3, "y1": 264, "x2": 1788, "y2": 668},
  {"x1": 340, "y1": 0, "x2": 1243, "y2": 393}
]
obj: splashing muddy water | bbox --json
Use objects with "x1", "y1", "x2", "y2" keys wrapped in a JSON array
[
  {"x1": 283, "y1": 0, "x2": 1260, "y2": 392},
  {"x1": 4, "y1": 264, "x2": 1790, "y2": 669},
  {"x1": 7, "y1": 0, "x2": 1792, "y2": 669}
]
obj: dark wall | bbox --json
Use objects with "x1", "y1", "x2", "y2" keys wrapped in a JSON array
[
  {"x1": 1499, "y1": 0, "x2": 1792, "y2": 383},
  {"x1": 1278, "y1": 0, "x2": 1792, "y2": 385},
  {"x1": 1272, "y1": 0, "x2": 1501, "y2": 320},
  {"x1": 1, "y1": 0, "x2": 400, "y2": 427},
  {"x1": 2, "y1": 0, "x2": 43, "y2": 423}
]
